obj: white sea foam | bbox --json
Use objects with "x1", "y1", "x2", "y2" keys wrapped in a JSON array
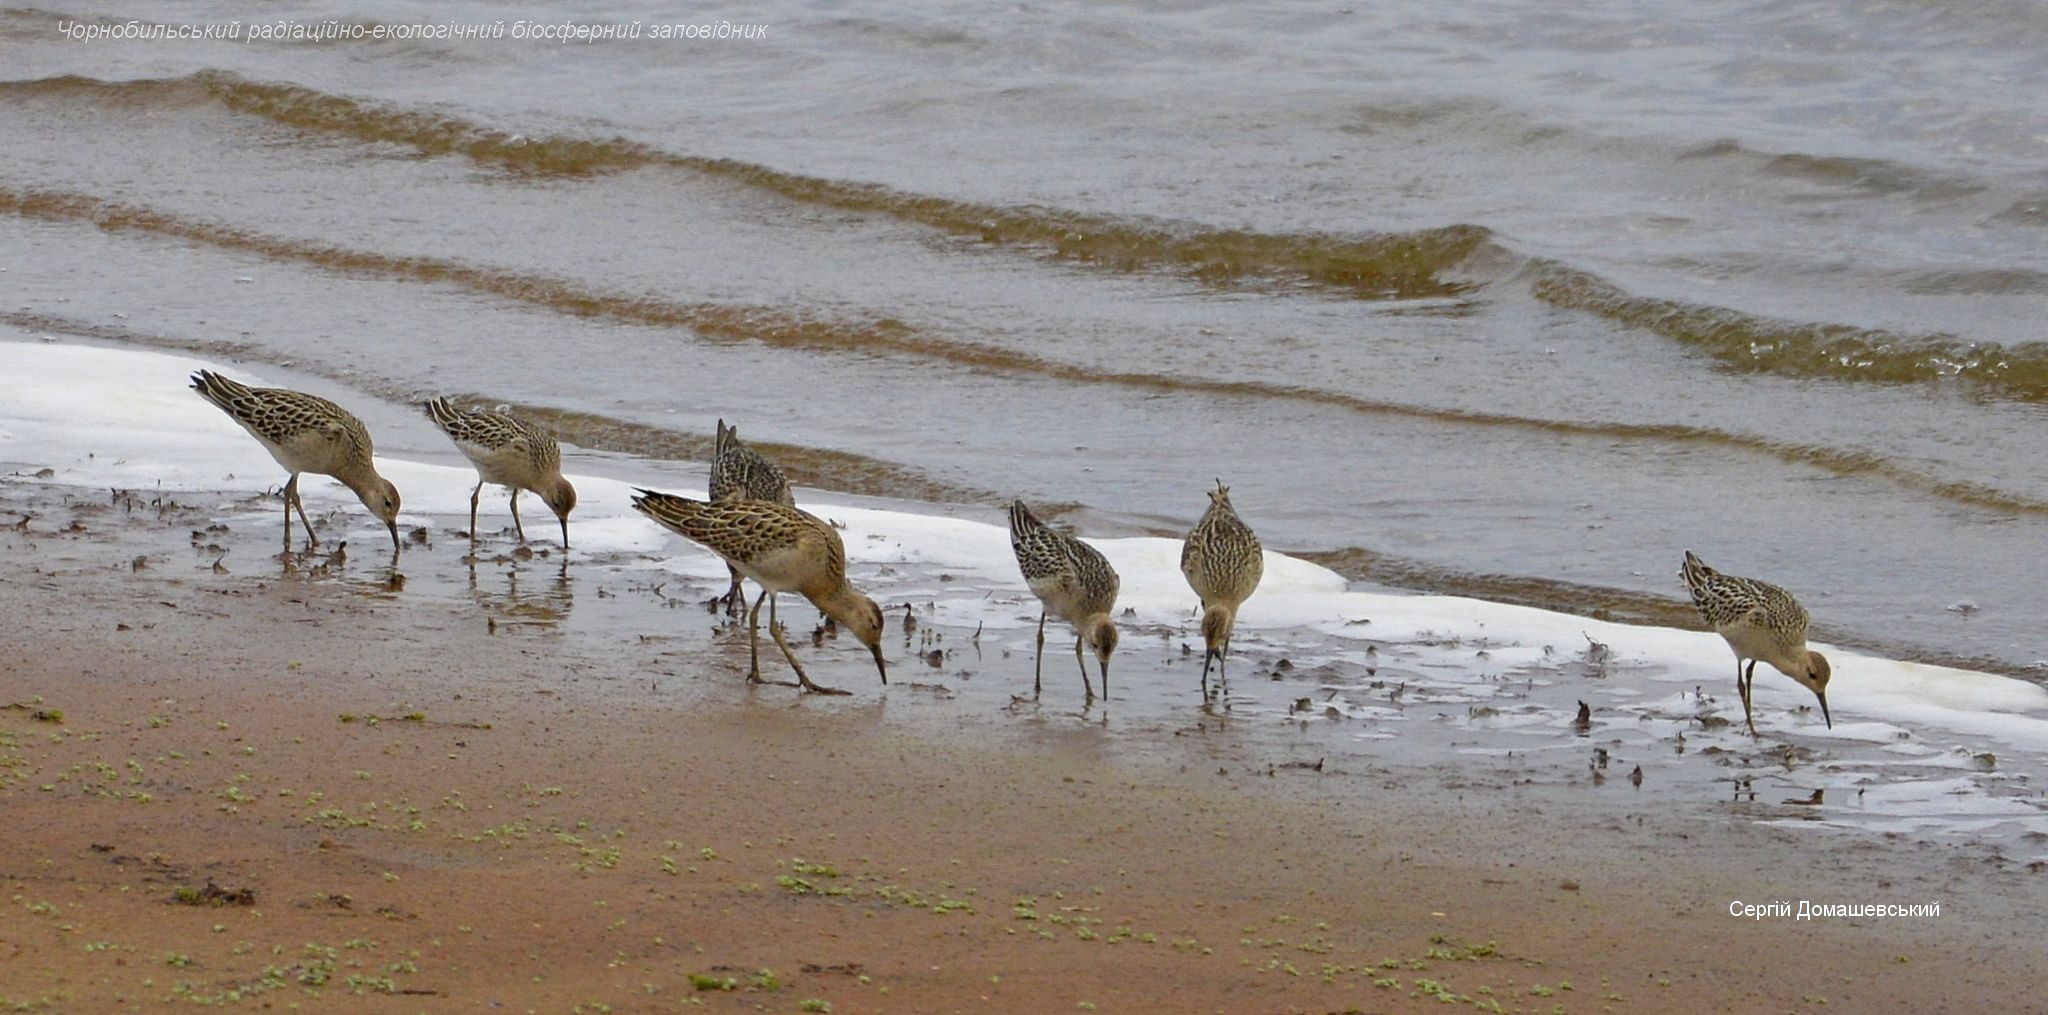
[{"x1": 6, "y1": 339, "x2": 2048, "y2": 766}]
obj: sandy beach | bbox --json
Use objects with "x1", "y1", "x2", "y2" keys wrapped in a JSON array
[
  {"x1": 13, "y1": 4, "x2": 2048, "y2": 1011},
  {"x1": 3, "y1": 478, "x2": 2041, "y2": 1014}
]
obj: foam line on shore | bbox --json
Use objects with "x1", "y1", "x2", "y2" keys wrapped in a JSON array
[{"x1": 5, "y1": 338, "x2": 2045, "y2": 752}]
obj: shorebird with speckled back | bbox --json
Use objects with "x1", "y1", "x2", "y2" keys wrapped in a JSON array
[
  {"x1": 1008, "y1": 499, "x2": 1120, "y2": 700},
  {"x1": 423, "y1": 397, "x2": 576, "y2": 548},
  {"x1": 1681, "y1": 551, "x2": 1832, "y2": 735},
  {"x1": 631, "y1": 489, "x2": 886, "y2": 695},
  {"x1": 189, "y1": 370, "x2": 401, "y2": 553},
  {"x1": 1181, "y1": 480, "x2": 1263, "y2": 700},
  {"x1": 710, "y1": 419, "x2": 795, "y2": 616}
]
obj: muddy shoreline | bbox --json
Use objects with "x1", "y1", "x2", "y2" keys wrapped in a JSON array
[
  {"x1": 1, "y1": 478, "x2": 2040, "y2": 1012},
  {"x1": 8, "y1": 316, "x2": 2030, "y2": 682}
]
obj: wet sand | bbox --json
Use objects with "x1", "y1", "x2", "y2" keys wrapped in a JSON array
[{"x1": 1, "y1": 479, "x2": 2040, "y2": 1013}]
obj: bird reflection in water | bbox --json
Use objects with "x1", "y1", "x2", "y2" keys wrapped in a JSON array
[
  {"x1": 276, "y1": 538, "x2": 406, "y2": 597},
  {"x1": 468, "y1": 556, "x2": 573, "y2": 630}
]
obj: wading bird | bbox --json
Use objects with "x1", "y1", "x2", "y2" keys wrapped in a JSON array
[
  {"x1": 422, "y1": 397, "x2": 575, "y2": 548},
  {"x1": 1181, "y1": 480, "x2": 1263, "y2": 699},
  {"x1": 1008, "y1": 499, "x2": 1119, "y2": 700},
  {"x1": 632, "y1": 489, "x2": 886, "y2": 695},
  {"x1": 190, "y1": 370, "x2": 401, "y2": 553},
  {"x1": 1681, "y1": 550, "x2": 1832, "y2": 735},
  {"x1": 709, "y1": 419, "x2": 795, "y2": 615}
]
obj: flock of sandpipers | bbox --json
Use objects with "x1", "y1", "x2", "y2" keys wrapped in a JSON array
[{"x1": 187, "y1": 370, "x2": 1833, "y2": 732}]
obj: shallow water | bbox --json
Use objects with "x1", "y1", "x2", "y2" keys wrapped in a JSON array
[
  {"x1": 5, "y1": 1, "x2": 2048, "y2": 678},
  {"x1": 4, "y1": 340, "x2": 2045, "y2": 862}
]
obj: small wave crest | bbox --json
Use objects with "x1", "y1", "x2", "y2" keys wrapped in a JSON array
[
  {"x1": 0, "y1": 70, "x2": 1495, "y2": 299},
  {"x1": 1530, "y1": 261, "x2": 2048, "y2": 401},
  {"x1": 0, "y1": 71, "x2": 217, "y2": 108},
  {"x1": 1679, "y1": 138, "x2": 1987, "y2": 203},
  {"x1": 5, "y1": 186, "x2": 2046, "y2": 526}
]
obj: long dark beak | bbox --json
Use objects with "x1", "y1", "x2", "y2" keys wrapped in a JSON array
[
  {"x1": 559, "y1": 515, "x2": 571, "y2": 550},
  {"x1": 1100, "y1": 658, "x2": 1110, "y2": 699},
  {"x1": 387, "y1": 520, "x2": 401, "y2": 553},
  {"x1": 871, "y1": 644, "x2": 888, "y2": 685},
  {"x1": 1816, "y1": 692, "x2": 1832, "y2": 729}
]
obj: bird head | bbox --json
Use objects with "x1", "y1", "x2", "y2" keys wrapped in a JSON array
[
  {"x1": 1087, "y1": 615, "x2": 1120, "y2": 692},
  {"x1": 1797, "y1": 650, "x2": 1833, "y2": 728},
  {"x1": 1199, "y1": 604, "x2": 1234, "y2": 657},
  {"x1": 836, "y1": 593, "x2": 889, "y2": 685},
  {"x1": 1087, "y1": 614, "x2": 1119, "y2": 667},
  {"x1": 360, "y1": 478, "x2": 402, "y2": 553},
  {"x1": 544, "y1": 477, "x2": 577, "y2": 548}
]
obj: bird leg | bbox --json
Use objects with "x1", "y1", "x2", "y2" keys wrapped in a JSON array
[
  {"x1": 1209, "y1": 644, "x2": 1232, "y2": 700},
  {"x1": 722, "y1": 564, "x2": 746, "y2": 618},
  {"x1": 745, "y1": 589, "x2": 771, "y2": 683},
  {"x1": 285, "y1": 474, "x2": 318, "y2": 552},
  {"x1": 467, "y1": 480, "x2": 483, "y2": 542},
  {"x1": 280, "y1": 474, "x2": 295, "y2": 553},
  {"x1": 740, "y1": 591, "x2": 804, "y2": 690},
  {"x1": 509, "y1": 488, "x2": 526, "y2": 543},
  {"x1": 1739, "y1": 659, "x2": 1758, "y2": 737},
  {"x1": 765, "y1": 595, "x2": 849, "y2": 696},
  {"x1": 1073, "y1": 634, "x2": 1096, "y2": 701},
  {"x1": 1033, "y1": 612, "x2": 1047, "y2": 698}
]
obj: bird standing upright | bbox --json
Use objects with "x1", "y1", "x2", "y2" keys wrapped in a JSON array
[
  {"x1": 1181, "y1": 480, "x2": 1263, "y2": 699},
  {"x1": 631, "y1": 489, "x2": 886, "y2": 695},
  {"x1": 709, "y1": 419, "x2": 795, "y2": 615},
  {"x1": 190, "y1": 370, "x2": 401, "y2": 553},
  {"x1": 1008, "y1": 500, "x2": 1120, "y2": 700},
  {"x1": 423, "y1": 397, "x2": 576, "y2": 548},
  {"x1": 1680, "y1": 551, "x2": 1832, "y2": 735}
]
